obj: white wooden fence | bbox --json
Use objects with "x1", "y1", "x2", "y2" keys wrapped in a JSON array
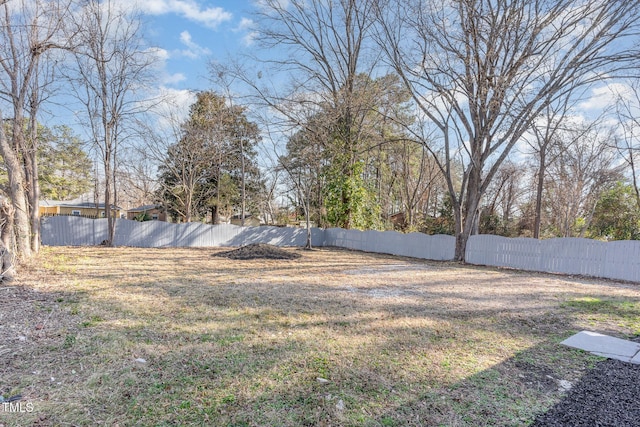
[
  {"x1": 465, "y1": 234, "x2": 640, "y2": 282},
  {"x1": 41, "y1": 216, "x2": 640, "y2": 282},
  {"x1": 323, "y1": 228, "x2": 455, "y2": 261},
  {"x1": 40, "y1": 216, "x2": 325, "y2": 248}
]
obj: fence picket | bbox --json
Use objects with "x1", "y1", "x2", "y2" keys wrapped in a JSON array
[{"x1": 41, "y1": 217, "x2": 640, "y2": 282}]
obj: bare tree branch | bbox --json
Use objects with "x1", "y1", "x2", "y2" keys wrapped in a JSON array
[{"x1": 376, "y1": 0, "x2": 640, "y2": 260}]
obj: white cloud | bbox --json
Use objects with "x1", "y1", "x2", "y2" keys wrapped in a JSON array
[
  {"x1": 235, "y1": 17, "x2": 258, "y2": 46},
  {"x1": 159, "y1": 87, "x2": 196, "y2": 112},
  {"x1": 147, "y1": 87, "x2": 197, "y2": 130},
  {"x1": 238, "y1": 17, "x2": 254, "y2": 31},
  {"x1": 579, "y1": 83, "x2": 631, "y2": 111},
  {"x1": 242, "y1": 31, "x2": 259, "y2": 46},
  {"x1": 143, "y1": 0, "x2": 232, "y2": 29},
  {"x1": 144, "y1": 47, "x2": 188, "y2": 86},
  {"x1": 163, "y1": 72, "x2": 187, "y2": 85},
  {"x1": 147, "y1": 46, "x2": 170, "y2": 62},
  {"x1": 254, "y1": 0, "x2": 290, "y2": 12},
  {"x1": 178, "y1": 30, "x2": 211, "y2": 59},
  {"x1": 179, "y1": 30, "x2": 194, "y2": 46}
]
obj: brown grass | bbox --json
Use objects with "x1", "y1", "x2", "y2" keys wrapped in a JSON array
[{"x1": 1, "y1": 246, "x2": 639, "y2": 426}]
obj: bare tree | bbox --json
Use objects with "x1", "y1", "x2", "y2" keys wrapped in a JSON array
[
  {"x1": 479, "y1": 160, "x2": 526, "y2": 235},
  {"x1": 388, "y1": 140, "x2": 446, "y2": 230},
  {"x1": 278, "y1": 123, "x2": 329, "y2": 248},
  {"x1": 133, "y1": 97, "x2": 194, "y2": 221},
  {"x1": 158, "y1": 138, "x2": 210, "y2": 223},
  {"x1": 377, "y1": 0, "x2": 640, "y2": 260},
  {"x1": 524, "y1": 101, "x2": 600, "y2": 238},
  {"x1": 67, "y1": 0, "x2": 155, "y2": 245},
  {"x1": 0, "y1": 0, "x2": 70, "y2": 258},
  {"x1": 258, "y1": 167, "x2": 280, "y2": 226},
  {"x1": 225, "y1": 0, "x2": 383, "y2": 229},
  {"x1": 116, "y1": 149, "x2": 158, "y2": 209},
  {"x1": 545, "y1": 125, "x2": 624, "y2": 237},
  {"x1": 150, "y1": 93, "x2": 218, "y2": 223},
  {"x1": 150, "y1": 91, "x2": 262, "y2": 224},
  {"x1": 615, "y1": 79, "x2": 640, "y2": 205}
]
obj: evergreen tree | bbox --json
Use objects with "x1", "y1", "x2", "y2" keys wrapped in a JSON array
[
  {"x1": 38, "y1": 125, "x2": 92, "y2": 200},
  {"x1": 158, "y1": 91, "x2": 263, "y2": 223},
  {"x1": 589, "y1": 182, "x2": 640, "y2": 241}
]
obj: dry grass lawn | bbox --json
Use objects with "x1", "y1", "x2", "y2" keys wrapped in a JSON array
[{"x1": 1, "y1": 246, "x2": 639, "y2": 426}]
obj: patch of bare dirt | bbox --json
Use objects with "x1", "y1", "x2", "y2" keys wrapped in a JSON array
[
  {"x1": 0, "y1": 273, "x2": 80, "y2": 410},
  {"x1": 213, "y1": 243, "x2": 302, "y2": 260}
]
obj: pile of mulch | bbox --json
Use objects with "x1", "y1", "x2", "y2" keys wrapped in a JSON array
[
  {"x1": 213, "y1": 243, "x2": 301, "y2": 260},
  {"x1": 532, "y1": 356, "x2": 640, "y2": 426}
]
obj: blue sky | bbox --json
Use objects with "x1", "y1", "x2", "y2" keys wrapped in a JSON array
[
  {"x1": 137, "y1": 0, "x2": 630, "y2": 117},
  {"x1": 140, "y1": 0, "x2": 257, "y2": 92},
  {"x1": 128, "y1": 0, "x2": 632, "y2": 168},
  {"x1": 47, "y1": 0, "x2": 632, "y2": 153},
  {"x1": 38, "y1": 1, "x2": 266, "y2": 171},
  {"x1": 45, "y1": 1, "x2": 261, "y2": 134}
]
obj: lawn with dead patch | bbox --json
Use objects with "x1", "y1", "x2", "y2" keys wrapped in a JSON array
[{"x1": 1, "y1": 246, "x2": 639, "y2": 426}]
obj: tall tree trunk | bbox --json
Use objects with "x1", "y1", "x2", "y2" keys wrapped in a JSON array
[
  {"x1": 628, "y1": 146, "x2": 640, "y2": 207},
  {"x1": 240, "y1": 138, "x2": 246, "y2": 226},
  {"x1": 342, "y1": 156, "x2": 355, "y2": 229},
  {"x1": 185, "y1": 194, "x2": 192, "y2": 223},
  {"x1": 534, "y1": 148, "x2": 547, "y2": 239},
  {"x1": 110, "y1": 131, "x2": 119, "y2": 244},
  {"x1": 211, "y1": 205, "x2": 219, "y2": 225},
  {"x1": 0, "y1": 154, "x2": 31, "y2": 260},
  {"x1": 452, "y1": 196, "x2": 464, "y2": 261},
  {"x1": 1, "y1": 198, "x2": 15, "y2": 251},
  {"x1": 25, "y1": 152, "x2": 40, "y2": 253},
  {"x1": 0, "y1": 111, "x2": 32, "y2": 259},
  {"x1": 104, "y1": 138, "x2": 115, "y2": 245},
  {"x1": 0, "y1": 197, "x2": 15, "y2": 280},
  {"x1": 303, "y1": 190, "x2": 312, "y2": 249},
  {"x1": 453, "y1": 221, "x2": 467, "y2": 262},
  {"x1": 104, "y1": 161, "x2": 114, "y2": 243},
  {"x1": 26, "y1": 110, "x2": 41, "y2": 253},
  {"x1": 456, "y1": 200, "x2": 480, "y2": 263},
  {"x1": 214, "y1": 153, "x2": 222, "y2": 224},
  {"x1": 454, "y1": 167, "x2": 481, "y2": 262}
]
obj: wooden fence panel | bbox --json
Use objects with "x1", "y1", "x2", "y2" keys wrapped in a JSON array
[{"x1": 42, "y1": 217, "x2": 640, "y2": 282}]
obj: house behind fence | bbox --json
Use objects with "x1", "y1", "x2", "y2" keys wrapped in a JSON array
[{"x1": 41, "y1": 216, "x2": 640, "y2": 283}]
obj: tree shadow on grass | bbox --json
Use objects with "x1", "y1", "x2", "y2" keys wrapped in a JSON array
[
  {"x1": 5, "y1": 248, "x2": 640, "y2": 426},
  {"x1": 77, "y1": 279, "x2": 638, "y2": 426},
  {"x1": 367, "y1": 343, "x2": 640, "y2": 427}
]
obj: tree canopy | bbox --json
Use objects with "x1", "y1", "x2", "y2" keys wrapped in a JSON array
[
  {"x1": 158, "y1": 91, "x2": 263, "y2": 223},
  {"x1": 38, "y1": 125, "x2": 92, "y2": 201}
]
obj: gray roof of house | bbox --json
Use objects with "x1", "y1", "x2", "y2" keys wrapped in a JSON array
[
  {"x1": 128, "y1": 204, "x2": 162, "y2": 212},
  {"x1": 49, "y1": 201, "x2": 123, "y2": 210}
]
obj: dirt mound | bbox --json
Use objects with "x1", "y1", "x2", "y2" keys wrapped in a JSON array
[{"x1": 213, "y1": 243, "x2": 301, "y2": 260}]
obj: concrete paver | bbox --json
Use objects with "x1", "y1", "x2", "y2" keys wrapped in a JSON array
[{"x1": 561, "y1": 331, "x2": 640, "y2": 364}]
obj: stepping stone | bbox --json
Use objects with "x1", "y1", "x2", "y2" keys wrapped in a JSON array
[{"x1": 561, "y1": 331, "x2": 640, "y2": 364}]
